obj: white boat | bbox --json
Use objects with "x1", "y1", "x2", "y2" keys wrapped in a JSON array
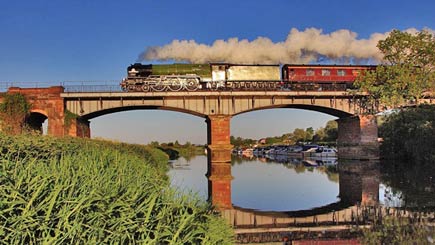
[
  {"x1": 302, "y1": 146, "x2": 337, "y2": 158},
  {"x1": 286, "y1": 145, "x2": 303, "y2": 156}
]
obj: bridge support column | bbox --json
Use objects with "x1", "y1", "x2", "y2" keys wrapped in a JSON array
[
  {"x1": 66, "y1": 118, "x2": 91, "y2": 138},
  {"x1": 337, "y1": 115, "x2": 379, "y2": 160},
  {"x1": 206, "y1": 115, "x2": 233, "y2": 210},
  {"x1": 338, "y1": 160, "x2": 380, "y2": 206}
]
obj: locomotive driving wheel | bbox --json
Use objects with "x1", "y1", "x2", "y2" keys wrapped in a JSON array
[
  {"x1": 151, "y1": 82, "x2": 165, "y2": 92},
  {"x1": 185, "y1": 78, "x2": 199, "y2": 91},
  {"x1": 168, "y1": 80, "x2": 182, "y2": 91}
]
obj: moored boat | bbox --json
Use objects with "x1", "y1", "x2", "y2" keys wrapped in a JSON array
[{"x1": 302, "y1": 146, "x2": 337, "y2": 158}]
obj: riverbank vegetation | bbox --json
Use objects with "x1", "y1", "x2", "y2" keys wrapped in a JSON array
[
  {"x1": 379, "y1": 104, "x2": 435, "y2": 164},
  {"x1": 231, "y1": 120, "x2": 338, "y2": 148},
  {"x1": 357, "y1": 29, "x2": 435, "y2": 245},
  {"x1": 0, "y1": 134, "x2": 234, "y2": 244},
  {"x1": 149, "y1": 141, "x2": 206, "y2": 160},
  {"x1": 361, "y1": 216, "x2": 434, "y2": 244}
]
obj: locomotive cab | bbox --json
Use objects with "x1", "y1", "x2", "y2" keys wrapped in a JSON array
[{"x1": 127, "y1": 63, "x2": 153, "y2": 78}]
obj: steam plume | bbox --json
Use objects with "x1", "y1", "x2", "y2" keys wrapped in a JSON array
[{"x1": 139, "y1": 28, "x2": 434, "y2": 64}]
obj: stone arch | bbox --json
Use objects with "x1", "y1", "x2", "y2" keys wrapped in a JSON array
[
  {"x1": 80, "y1": 105, "x2": 207, "y2": 120},
  {"x1": 234, "y1": 104, "x2": 353, "y2": 118},
  {"x1": 25, "y1": 110, "x2": 48, "y2": 134}
]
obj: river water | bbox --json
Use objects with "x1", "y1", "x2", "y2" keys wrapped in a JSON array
[{"x1": 168, "y1": 154, "x2": 434, "y2": 212}]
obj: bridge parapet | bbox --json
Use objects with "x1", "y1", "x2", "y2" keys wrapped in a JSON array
[{"x1": 61, "y1": 90, "x2": 363, "y2": 119}]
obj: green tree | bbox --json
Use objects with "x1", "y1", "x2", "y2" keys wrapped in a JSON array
[
  {"x1": 379, "y1": 104, "x2": 435, "y2": 163},
  {"x1": 312, "y1": 127, "x2": 325, "y2": 142},
  {"x1": 305, "y1": 127, "x2": 314, "y2": 141},
  {"x1": 291, "y1": 128, "x2": 307, "y2": 143},
  {"x1": 324, "y1": 120, "x2": 338, "y2": 142},
  {"x1": 355, "y1": 30, "x2": 435, "y2": 112},
  {"x1": 0, "y1": 93, "x2": 31, "y2": 134}
]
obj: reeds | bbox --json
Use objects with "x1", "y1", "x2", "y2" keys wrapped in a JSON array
[{"x1": 0, "y1": 134, "x2": 234, "y2": 244}]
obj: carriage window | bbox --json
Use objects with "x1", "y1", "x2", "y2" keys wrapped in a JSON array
[
  {"x1": 321, "y1": 69, "x2": 330, "y2": 76},
  {"x1": 306, "y1": 69, "x2": 314, "y2": 76},
  {"x1": 352, "y1": 70, "x2": 361, "y2": 76},
  {"x1": 337, "y1": 70, "x2": 346, "y2": 76}
]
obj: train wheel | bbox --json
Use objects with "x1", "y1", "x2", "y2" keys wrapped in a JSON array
[
  {"x1": 152, "y1": 83, "x2": 165, "y2": 92},
  {"x1": 141, "y1": 84, "x2": 149, "y2": 92},
  {"x1": 186, "y1": 79, "x2": 199, "y2": 91},
  {"x1": 169, "y1": 82, "x2": 182, "y2": 91},
  {"x1": 127, "y1": 85, "x2": 136, "y2": 92}
]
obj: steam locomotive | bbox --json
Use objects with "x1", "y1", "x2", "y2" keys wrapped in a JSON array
[{"x1": 120, "y1": 63, "x2": 376, "y2": 92}]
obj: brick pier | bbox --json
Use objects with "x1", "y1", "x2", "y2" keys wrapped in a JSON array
[
  {"x1": 206, "y1": 115, "x2": 233, "y2": 209},
  {"x1": 337, "y1": 115, "x2": 379, "y2": 160}
]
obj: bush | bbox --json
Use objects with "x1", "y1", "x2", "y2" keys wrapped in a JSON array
[{"x1": 379, "y1": 104, "x2": 435, "y2": 164}]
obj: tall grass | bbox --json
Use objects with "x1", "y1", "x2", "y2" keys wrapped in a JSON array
[{"x1": 0, "y1": 134, "x2": 234, "y2": 244}]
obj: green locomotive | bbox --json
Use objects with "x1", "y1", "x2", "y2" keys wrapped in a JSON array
[{"x1": 120, "y1": 63, "x2": 281, "y2": 92}]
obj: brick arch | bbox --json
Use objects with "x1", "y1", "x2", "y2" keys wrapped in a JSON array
[
  {"x1": 25, "y1": 111, "x2": 48, "y2": 134},
  {"x1": 30, "y1": 109, "x2": 48, "y2": 117},
  {"x1": 7, "y1": 86, "x2": 65, "y2": 136}
]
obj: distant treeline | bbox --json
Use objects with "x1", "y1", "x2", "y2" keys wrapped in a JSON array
[
  {"x1": 149, "y1": 140, "x2": 206, "y2": 160},
  {"x1": 231, "y1": 120, "x2": 338, "y2": 148}
]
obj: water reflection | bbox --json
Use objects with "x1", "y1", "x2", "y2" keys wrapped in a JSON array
[
  {"x1": 231, "y1": 157, "x2": 340, "y2": 211},
  {"x1": 380, "y1": 159, "x2": 435, "y2": 209},
  {"x1": 169, "y1": 152, "x2": 434, "y2": 213},
  {"x1": 169, "y1": 154, "x2": 379, "y2": 212}
]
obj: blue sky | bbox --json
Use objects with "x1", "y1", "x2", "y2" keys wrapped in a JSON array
[{"x1": 1, "y1": 0, "x2": 435, "y2": 144}]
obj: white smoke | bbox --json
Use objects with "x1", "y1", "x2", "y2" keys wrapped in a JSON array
[{"x1": 139, "y1": 27, "x2": 434, "y2": 64}]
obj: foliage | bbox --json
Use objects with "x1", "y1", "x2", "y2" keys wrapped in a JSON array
[
  {"x1": 158, "y1": 141, "x2": 206, "y2": 161},
  {"x1": 63, "y1": 110, "x2": 78, "y2": 130},
  {"x1": 361, "y1": 216, "x2": 434, "y2": 245},
  {"x1": 0, "y1": 134, "x2": 234, "y2": 244},
  {"x1": 379, "y1": 104, "x2": 435, "y2": 163},
  {"x1": 231, "y1": 120, "x2": 338, "y2": 147},
  {"x1": 230, "y1": 136, "x2": 257, "y2": 148},
  {"x1": 0, "y1": 93, "x2": 31, "y2": 134},
  {"x1": 354, "y1": 30, "x2": 435, "y2": 113}
]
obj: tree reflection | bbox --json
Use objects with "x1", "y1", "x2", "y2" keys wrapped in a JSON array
[{"x1": 381, "y1": 159, "x2": 435, "y2": 209}]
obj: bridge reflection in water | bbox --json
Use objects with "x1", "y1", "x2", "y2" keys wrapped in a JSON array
[
  {"x1": 206, "y1": 145, "x2": 381, "y2": 241},
  {"x1": 220, "y1": 161, "x2": 380, "y2": 228}
]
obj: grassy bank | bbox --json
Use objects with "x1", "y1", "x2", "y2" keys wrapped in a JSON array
[{"x1": 0, "y1": 134, "x2": 234, "y2": 244}]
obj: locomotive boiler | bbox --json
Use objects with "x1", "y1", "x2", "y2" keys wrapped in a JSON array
[{"x1": 120, "y1": 63, "x2": 375, "y2": 92}]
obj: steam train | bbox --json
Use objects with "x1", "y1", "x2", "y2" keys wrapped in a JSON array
[{"x1": 120, "y1": 63, "x2": 376, "y2": 92}]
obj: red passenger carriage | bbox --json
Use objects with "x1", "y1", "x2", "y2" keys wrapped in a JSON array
[{"x1": 282, "y1": 65, "x2": 376, "y2": 90}]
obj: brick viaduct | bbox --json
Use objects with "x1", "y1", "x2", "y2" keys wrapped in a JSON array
[{"x1": 3, "y1": 86, "x2": 382, "y2": 209}]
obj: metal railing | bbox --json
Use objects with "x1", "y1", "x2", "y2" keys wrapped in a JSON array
[
  {"x1": 1, "y1": 81, "x2": 354, "y2": 93},
  {"x1": 0, "y1": 81, "x2": 123, "y2": 93},
  {"x1": 0, "y1": 81, "x2": 63, "y2": 92}
]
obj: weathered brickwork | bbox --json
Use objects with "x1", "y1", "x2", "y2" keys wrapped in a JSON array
[
  {"x1": 206, "y1": 115, "x2": 233, "y2": 209},
  {"x1": 6, "y1": 87, "x2": 90, "y2": 137},
  {"x1": 337, "y1": 115, "x2": 379, "y2": 160}
]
